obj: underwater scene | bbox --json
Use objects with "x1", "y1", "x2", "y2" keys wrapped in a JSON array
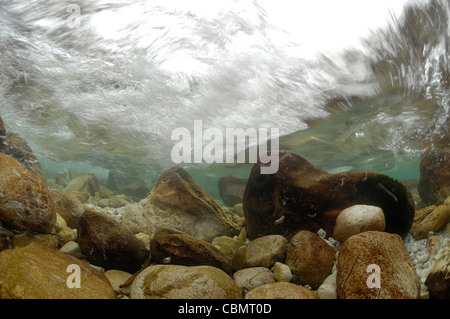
[{"x1": 0, "y1": 0, "x2": 449, "y2": 301}]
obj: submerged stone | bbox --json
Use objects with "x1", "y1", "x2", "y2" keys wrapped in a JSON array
[
  {"x1": 243, "y1": 150, "x2": 415, "y2": 240},
  {"x1": 0, "y1": 242, "x2": 117, "y2": 299},
  {"x1": 77, "y1": 211, "x2": 147, "y2": 273},
  {"x1": 150, "y1": 227, "x2": 233, "y2": 275},
  {"x1": 418, "y1": 135, "x2": 450, "y2": 205},
  {"x1": 0, "y1": 153, "x2": 56, "y2": 233},
  {"x1": 218, "y1": 175, "x2": 248, "y2": 207},
  {"x1": 141, "y1": 166, "x2": 241, "y2": 242}
]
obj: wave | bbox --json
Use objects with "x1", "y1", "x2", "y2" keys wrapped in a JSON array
[{"x1": 0, "y1": 0, "x2": 448, "y2": 184}]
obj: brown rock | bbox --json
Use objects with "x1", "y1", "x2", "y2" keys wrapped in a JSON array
[
  {"x1": 333, "y1": 205, "x2": 386, "y2": 243},
  {"x1": 141, "y1": 166, "x2": 240, "y2": 242},
  {"x1": 218, "y1": 175, "x2": 248, "y2": 207},
  {"x1": 130, "y1": 264, "x2": 242, "y2": 299},
  {"x1": 77, "y1": 211, "x2": 147, "y2": 272},
  {"x1": 65, "y1": 173, "x2": 100, "y2": 197},
  {"x1": 411, "y1": 204, "x2": 450, "y2": 239},
  {"x1": 243, "y1": 235, "x2": 287, "y2": 268},
  {"x1": 245, "y1": 282, "x2": 319, "y2": 299},
  {"x1": 425, "y1": 247, "x2": 450, "y2": 299},
  {"x1": 11, "y1": 232, "x2": 58, "y2": 249},
  {"x1": 2, "y1": 132, "x2": 46, "y2": 181},
  {"x1": 0, "y1": 153, "x2": 55, "y2": 233},
  {"x1": 0, "y1": 242, "x2": 117, "y2": 299},
  {"x1": 285, "y1": 230, "x2": 336, "y2": 290},
  {"x1": 53, "y1": 192, "x2": 85, "y2": 229},
  {"x1": 150, "y1": 228, "x2": 233, "y2": 275},
  {"x1": 418, "y1": 144, "x2": 450, "y2": 205},
  {"x1": 337, "y1": 231, "x2": 420, "y2": 299},
  {"x1": 243, "y1": 151, "x2": 415, "y2": 240}
]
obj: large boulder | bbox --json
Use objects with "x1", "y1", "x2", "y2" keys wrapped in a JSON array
[
  {"x1": 218, "y1": 175, "x2": 248, "y2": 207},
  {"x1": 0, "y1": 153, "x2": 55, "y2": 233},
  {"x1": 0, "y1": 242, "x2": 117, "y2": 299},
  {"x1": 2, "y1": 132, "x2": 46, "y2": 181},
  {"x1": 418, "y1": 135, "x2": 450, "y2": 205},
  {"x1": 243, "y1": 151, "x2": 415, "y2": 239},
  {"x1": 140, "y1": 166, "x2": 241, "y2": 242},
  {"x1": 150, "y1": 228, "x2": 233, "y2": 275},
  {"x1": 336, "y1": 231, "x2": 420, "y2": 299},
  {"x1": 77, "y1": 211, "x2": 147, "y2": 272},
  {"x1": 130, "y1": 264, "x2": 242, "y2": 299}
]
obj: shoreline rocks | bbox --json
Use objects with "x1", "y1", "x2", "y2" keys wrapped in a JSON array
[{"x1": 0, "y1": 153, "x2": 56, "y2": 233}]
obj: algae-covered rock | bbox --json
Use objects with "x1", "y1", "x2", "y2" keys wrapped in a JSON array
[{"x1": 243, "y1": 150, "x2": 415, "y2": 240}]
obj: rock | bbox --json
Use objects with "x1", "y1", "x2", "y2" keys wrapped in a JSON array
[
  {"x1": 0, "y1": 153, "x2": 56, "y2": 233},
  {"x1": 317, "y1": 272, "x2": 337, "y2": 299},
  {"x1": 135, "y1": 232, "x2": 151, "y2": 251},
  {"x1": 65, "y1": 173, "x2": 100, "y2": 197},
  {"x1": 55, "y1": 213, "x2": 68, "y2": 232},
  {"x1": 427, "y1": 235, "x2": 441, "y2": 257},
  {"x1": 233, "y1": 267, "x2": 275, "y2": 295},
  {"x1": 245, "y1": 282, "x2": 319, "y2": 299},
  {"x1": 0, "y1": 242, "x2": 117, "y2": 299},
  {"x1": 243, "y1": 151, "x2": 415, "y2": 240},
  {"x1": 140, "y1": 166, "x2": 241, "y2": 242},
  {"x1": 425, "y1": 247, "x2": 450, "y2": 299},
  {"x1": 243, "y1": 235, "x2": 287, "y2": 268},
  {"x1": 0, "y1": 115, "x2": 5, "y2": 152},
  {"x1": 273, "y1": 262, "x2": 292, "y2": 282},
  {"x1": 53, "y1": 193, "x2": 84, "y2": 229},
  {"x1": 211, "y1": 228, "x2": 247, "y2": 262},
  {"x1": 57, "y1": 226, "x2": 77, "y2": 245},
  {"x1": 130, "y1": 264, "x2": 242, "y2": 299},
  {"x1": 285, "y1": 230, "x2": 336, "y2": 290},
  {"x1": 104, "y1": 269, "x2": 133, "y2": 296},
  {"x1": 218, "y1": 175, "x2": 248, "y2": 207},
  {"x1": 97, "y1": 197, "x2": 132, "y2": 209},
  {"x1": 120, "y1": 203, "x2": 152, "y2": 235},
  {"x1": 2, "y1": 132, "x2": 46, "y2": 181},
  {"x1": 336, "y1": 231, "x2": 420, "y2": 299},
  {"x1": 232, "y1": 245, "x2": 247, "y2": 271},
  {"x1": 77, "y1": 211, "x2": 147, "y2": 272},
  {"x1": 107, "y1": 170, "x2": 150, "y2": 199},
  {"x1": 59, "y1": 241, "x2": 82, "y2": 258},
  {"x1": 418, "y1": 144, "x2": 450, "y2": 205},
  {"x1": 333, "y1": 205, "x2": 386, "y2": 243},
  {"x1": 151, "y1": 228, "x2": 233, "y2": 275},
  {"x1": 55, "y1": 173, "x2": 71, "y2": 188},
  {"x1": 412, "y1": 205, "x2": 450, "y2": 239},
  {"x1": 233, "y1": 203, "x2": 244, "y2": 217},
  {"x1": 11, "y1": 232, "x2": 58, "y2": 249}
]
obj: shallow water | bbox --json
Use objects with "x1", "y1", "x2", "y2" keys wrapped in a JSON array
[{"x1": 0, "y1": 0, "x2": 448, "y2": 200}]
